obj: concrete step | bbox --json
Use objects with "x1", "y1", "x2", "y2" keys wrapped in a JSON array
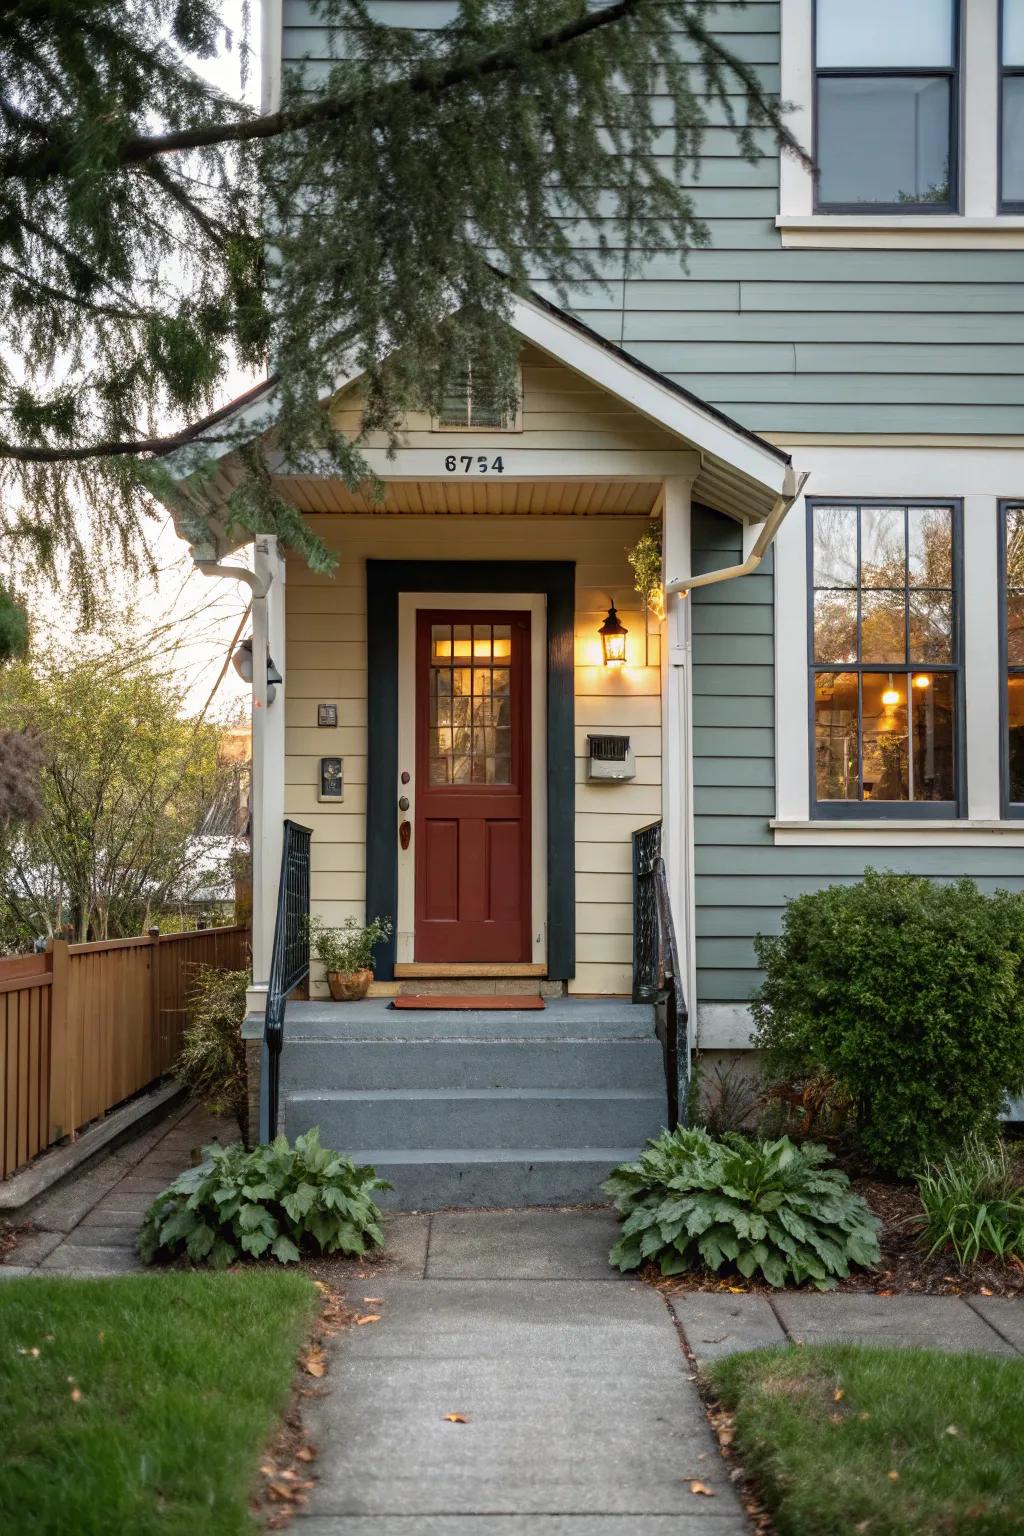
[
  {"x1": 280, "y1": 1038, "x2": 665, "y2": 1093},
  {"x1": 283, "y1": 998, "x2": 656, "y2": 1042},
  {"x1": 338, "y1": 1147, "x2": 640, "y2": 1209},
  {"x1": 284, "y1": 1086, "x2": 667, "y2": 1152}
]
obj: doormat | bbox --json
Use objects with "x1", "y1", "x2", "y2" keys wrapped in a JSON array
[{"x1": 390, "y1": 994, "x2": 546, "y2": 1011}]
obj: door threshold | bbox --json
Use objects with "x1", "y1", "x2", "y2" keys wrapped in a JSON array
[{"x1": 394, "y1": 962, "x2": 547, "y2": 979}]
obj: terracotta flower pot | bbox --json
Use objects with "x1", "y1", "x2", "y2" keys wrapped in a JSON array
[{"x1": 326, "y1": 968, "x2": 373, "y2": 1002}]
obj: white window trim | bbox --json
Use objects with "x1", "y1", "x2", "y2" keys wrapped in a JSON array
[
  {"x1": 779, "y1": 0, "x2": 1013, "y2": 247},
  {"x1": 773, "y1": 446, "x2": 1016, "y2": 841}
]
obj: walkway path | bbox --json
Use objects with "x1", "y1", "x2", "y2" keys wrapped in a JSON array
[
  {"x1": 0, "y1": 1102, "x2": 233, "y2": 1278},
  {"x1": 296, "y1": 1209, "x2": 1024, "y2": 1536}
]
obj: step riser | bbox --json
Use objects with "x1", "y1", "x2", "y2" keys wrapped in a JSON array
[
  {"x1": 365, "y1": 1158, "x2": 630, "y2": 1210},
  {"x1": 284, "y1": 1094, "x2": 666, "y2": 1152},
  {"x1": 281, "y1": 1040, "x2": 665, "y2": 1093}
]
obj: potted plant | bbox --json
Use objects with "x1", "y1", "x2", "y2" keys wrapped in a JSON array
[{"x1": 308, "y1": 914, "x2": 393, "y2": 1001}]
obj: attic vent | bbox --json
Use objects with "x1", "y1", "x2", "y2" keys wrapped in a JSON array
[
  {"x1": 589, "y1": 735, "x2": 629, "y2": 762},
  {"x1": 586, "y1": 735, "x2": 636, "y2": 782}
]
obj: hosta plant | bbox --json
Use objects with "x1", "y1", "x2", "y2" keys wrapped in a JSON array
[
  {"x1": 604, "y1": 1128, "x2": 881, "y2": 1289},
  {"x1": 139, "y1": 1127, "x2": 389, "y2": 1269}
]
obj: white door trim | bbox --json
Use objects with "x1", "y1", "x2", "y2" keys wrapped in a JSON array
[{"x1": 396, "y1": 592, "x2": 548, "y2": 966}]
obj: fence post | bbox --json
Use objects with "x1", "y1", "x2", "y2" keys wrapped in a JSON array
[
  {"x1": 148, "y1": 927, "x2": 164, "y2": 1074},
  {"x1": 47, "y1": 938, "x2": 74, "y2": 1143}
]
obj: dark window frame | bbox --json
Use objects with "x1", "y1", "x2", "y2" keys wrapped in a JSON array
[
  {"x1": 812, "y1": 0, "x2": 962, "y2": 214},
  {"x1": 998, "y1": 500, "x2": 1024, "y2": 818},
  {"x1": 806, "y1": 497, "x2": 966, "y2": 821},
  {"x1": 1000, "y1": 0, "x2": 1024, "y2": 212}
]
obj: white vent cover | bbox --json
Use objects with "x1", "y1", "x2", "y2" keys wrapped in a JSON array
[{"x1": 586, "y1": 734, "x2": 635, "y2": 782}]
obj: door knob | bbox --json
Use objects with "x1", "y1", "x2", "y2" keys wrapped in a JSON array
[{"x1": 398, "y1": 795, "x2": 410, "y2": 812}]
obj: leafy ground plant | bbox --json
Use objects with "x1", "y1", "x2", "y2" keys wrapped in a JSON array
[
  {"x1": 709, "y1": 1344, "x2": 1024, "y2": 1536},
  {"x1": 915, "y1": 1134, "x2": 1024, "y2": 1267},
  {"x1": 139, "y1": 1127, "x2": 389, "y2": 1268},
  {"x1": 0, "y1": 1271, "x2": 315, "y2": 1536},
  {"x1": 604, "y1": 1128, "x2": 880, "y2": 1288}
]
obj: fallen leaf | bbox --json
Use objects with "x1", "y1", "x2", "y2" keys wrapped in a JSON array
[
  {"x1": 979, "y1": 1287, "x2": 994, "y2": 1297},
  {"x1": 302, "y1": 1349, "x2": 326, "y2": 1379},
  {"x1": 689, "y1": 1482, "x2": 715, "y2": 1497},
  {"x1": 363, "y1": 1297, "x2": 383, "y2": 1304},
  {"x1": 946, "y1": 1425, "x2": 959, "y2": 1436},
  {"x1": 726, "y1": 1286, "x2": 746, "y2": 1295},
  {"x1": 858, "y1": 1411, "x2": 871, "y2": 1422},
  {"x1": 443, "y1": 1413, "x2": 469, "y2": 1424},
  {"x1": 70, "y1": 1387, "x2": 82, "y2": 1404},
  {"x1": 260, "y1": 1464, "x2": 275, "y2": 1477},
  {"x1": 267, "y1": 1481, "x2": 297, "y2": 1502},
  {"x1": 876, "y1": 1290, "x2": 893, "y2": 1298},
  {"x1": 888, "y1": 1471, "x2": 900, "y2": 1482},
  {"x1": 354, "y1": 1314, "x2": 381, "y2": 1326},
  {"x1": 834, "y1": 1388, "x2": 845, "y2": 1402},
  {"x1": 313, "y1": 1281, "x2": 331, "y2": 1295},
  {"x1": 830, "y1": 1413, "x2": 844, "y2": 1426},
  {"x1": 718, "y1": 1428, "x2": 734, "y2": 1447},
  {"x1": 18, "y1": 1347, "x2": 40, "y2": 1358},
  {"x1": 296, "y1": 1446, "x2": 316, "y2": 1463},
  {"x1": 855, "y1": 1521, "x2": 871, "y2": 1533}
]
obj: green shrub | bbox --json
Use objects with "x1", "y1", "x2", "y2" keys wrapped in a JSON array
[
  {"x1": 604, "y1": 1127, "x2": 880, "y2": 1289},
  {"x1": 175, "y1": 965, "x2": 250, "y2": 1136},
  {"x1": 139, "y1": 1127, "x2": 389, "y2": 1269},
  {"x1": 915, "y1": 1135, "x2": 1024, "y2": 1267},
  {"x1": 308, "y1": 913, "x2": 393, "y2": 974},
  {"x1": 752, "y1": 871, "x2": 1024, "y2": 1175}
]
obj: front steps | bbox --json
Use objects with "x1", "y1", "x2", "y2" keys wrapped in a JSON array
[{"x1": 279, "y1": 998, "x2": 667, "y2": 1209}]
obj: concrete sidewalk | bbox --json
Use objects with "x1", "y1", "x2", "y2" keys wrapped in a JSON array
[{"x1": 296, "y1": 1210, "x2": 1024, "y2": 1536}]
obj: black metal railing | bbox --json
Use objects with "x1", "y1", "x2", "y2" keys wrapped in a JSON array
[
  {"x1": 260, "y1": 819, "x2": 311, "y2": 1143},
  {"x1": 632, "y1": 820, "x2": 689, "y2": 1128}
]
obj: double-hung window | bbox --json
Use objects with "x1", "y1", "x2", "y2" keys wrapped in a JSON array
[
  {"x1": 1003, "y1": 0, "x2": 1024, "y2": 208},
  {"x1": 814, "y1": 0, "x2": 959, "y2": 211},
  {"x1": 1000, "y1": 503, "x2": 1024, "y2": 814},
  {"x1": 810, "y1": 501, "x2": 962, "y2": 817}
]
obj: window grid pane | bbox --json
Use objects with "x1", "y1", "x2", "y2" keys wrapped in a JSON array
[
  {"x1": 428, "y1": 623, "x2": 513, "y2": 787},
  {"x1": 811, "y1": 502, "x2": 957, "y2": 809},
  {"x1": 816, "y1": 0, "x2": 954, "y2": 68}
]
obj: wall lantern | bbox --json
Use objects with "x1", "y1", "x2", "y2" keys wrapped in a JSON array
[
  {"x1": 599, "y1": 602, "x2": 628, "y2": 667},
  {"x1": 232, "y1": 636, "x2": 283, "y2": 700}
]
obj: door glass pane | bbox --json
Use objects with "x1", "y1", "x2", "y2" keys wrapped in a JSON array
[
  {"x1": 427, "y1": 618, "x2": 513, "y2": 787},
  {"x1": 431, "y1": 624, "x2": 452, "y2": 662},
  {"x1": 908, "y1": 506, "x2": 952, "y2": 587},
  {"x1": 817, "y1": 0, "x2": 954, "y2": 67},
  {"x1": 861, "y1": 506, "x2": 905, "y2": 587},
  {"x1": 861, "y1": 589, "x2": 906, "y2": 663},
  {"x1": 817, "y1": 76, "x2": 951, "y2": 206},
  {"x1": 1007, "y1": 592, "x2": 1024, "y2": 666},
  {"x1": 862, "y1": 673, "x2": 910, "y2": 801},
  {"x1": 813, "y1": 504, "x2": 857, "y2": 587},
  {"x1": 814, "y1": 589, "x2": 857, "y2": 663},
  {"x1": 1007, "y1": 506, "x2": 1024, "y2": 586},
  {"x1": 815, "y1": 671, "x2": 859, "y2": 801},
  {"x1": 1009, "y1": 674, "x2": 1024, "y2": 801},
  {"x1": 911, "y1": 673, "x2": 956, "y2": 801},
  {"x1": 1005, "y1": 0, "x2": 1024, "y2": 64},
  {"x1": 1004, "y1": 77, "x2": 1024, "y2": 204},
  {"x1": 909, "y1": 590, "x2": 953, "y2": 663}
]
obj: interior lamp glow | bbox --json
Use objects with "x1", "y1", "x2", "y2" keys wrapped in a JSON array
[
  {"x1": 881, "y1": 673, "x2": 901, "y2": 707},
  {"x1": 599, "y1": 602, "x2": 628, "y2": 666},
  {"x1": 912, "y1": 673, "x2": 931, "y2": 689}
]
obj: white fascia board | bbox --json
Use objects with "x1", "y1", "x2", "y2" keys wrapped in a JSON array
[
  {"x1": 509, "y1": 294, "x2": 791, "y2": 499},
  {"x1": 266, "y1": 445, "x2": 701, "y2": 481}
]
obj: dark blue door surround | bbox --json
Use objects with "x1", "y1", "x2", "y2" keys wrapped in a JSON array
[{"x1": 365, "y1": 560, "x2": 576, "y2": 981}]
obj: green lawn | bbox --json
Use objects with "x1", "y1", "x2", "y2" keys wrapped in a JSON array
[
  {"x1": 709, "y1": 1344, "x2": 1024, "y2": 1536},
  {"x1": 0, "y1": 1270, "x2": 316, "y2": 1536}
]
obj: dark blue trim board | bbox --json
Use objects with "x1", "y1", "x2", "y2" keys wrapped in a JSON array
[{"x1": 365, "y1": 560, "x2": 576, "y2": 981}]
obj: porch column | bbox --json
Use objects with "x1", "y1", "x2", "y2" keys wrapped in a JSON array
[
  {"x1": 661, "y1": 475, "x2": 697, "y2": 1044},
  {"x1": 251, "y1": 534, "x2": 287, "y2": 987}
]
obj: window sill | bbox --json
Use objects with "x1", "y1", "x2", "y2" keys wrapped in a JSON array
[
  {"x1": 771, "y1": 819, "x2": 1024, "y2": 846},
  {"x1": 776, "y1": 215, "x2": 1024, "y2": 250}
]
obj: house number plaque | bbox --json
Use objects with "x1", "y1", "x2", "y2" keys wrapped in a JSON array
[{"x1": 443, "y1": 454, "x2": 505, "y2": 474}]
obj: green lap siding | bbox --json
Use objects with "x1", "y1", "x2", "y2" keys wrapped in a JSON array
[{"x1": 691, "y1": 505, "x2": 1024, "y2": 1013}]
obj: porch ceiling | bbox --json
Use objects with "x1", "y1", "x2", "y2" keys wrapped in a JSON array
[{"x1": 269, "y1": 474, "x2": 661, "y2": 516}]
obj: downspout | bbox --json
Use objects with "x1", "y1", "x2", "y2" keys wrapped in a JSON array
[{"x1": 664, "y1": 467, "x2": 809, "y2": 597}]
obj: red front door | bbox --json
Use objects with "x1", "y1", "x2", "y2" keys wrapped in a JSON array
[{"x1": 414, "y1": 610, "x2": 531, "y2": 962}]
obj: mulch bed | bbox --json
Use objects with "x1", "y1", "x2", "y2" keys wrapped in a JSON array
[{"x1": 646, "y1": 1177, "x2": 1024, "y2": 1299}]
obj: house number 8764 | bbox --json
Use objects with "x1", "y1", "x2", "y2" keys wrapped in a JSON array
[{"x1": 444, "y1": 454, "x2": 505, "y2": 474}]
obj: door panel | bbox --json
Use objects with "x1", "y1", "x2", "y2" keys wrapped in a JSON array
[{"x1": 414, "y1": 610, "x2": 531, "y2": 962}]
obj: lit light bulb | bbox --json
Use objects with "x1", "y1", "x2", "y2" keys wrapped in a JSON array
[
  {"x1": 912, "y1": 674, "x2": 931, "y2": 689},
  {"x1": 881, "y1": 673, "x2": 901, "y2": 706}
]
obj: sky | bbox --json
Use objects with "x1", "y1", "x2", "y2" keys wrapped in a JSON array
[{"x1": 3, "y1": 2, "x2": 266, "y2": 721}]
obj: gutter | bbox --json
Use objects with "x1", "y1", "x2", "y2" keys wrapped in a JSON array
[{"x1": 664, "y1": 467, "x2": 809, "y2": 596}]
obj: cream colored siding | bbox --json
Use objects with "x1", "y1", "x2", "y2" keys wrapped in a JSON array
[{"x1": 284, "y1": 514, "x2": 661, "y2": 997}]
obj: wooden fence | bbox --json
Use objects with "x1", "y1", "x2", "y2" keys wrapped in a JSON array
[{"x1": 0, "y1": 925, "x2": 249, "y2": 1181}]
